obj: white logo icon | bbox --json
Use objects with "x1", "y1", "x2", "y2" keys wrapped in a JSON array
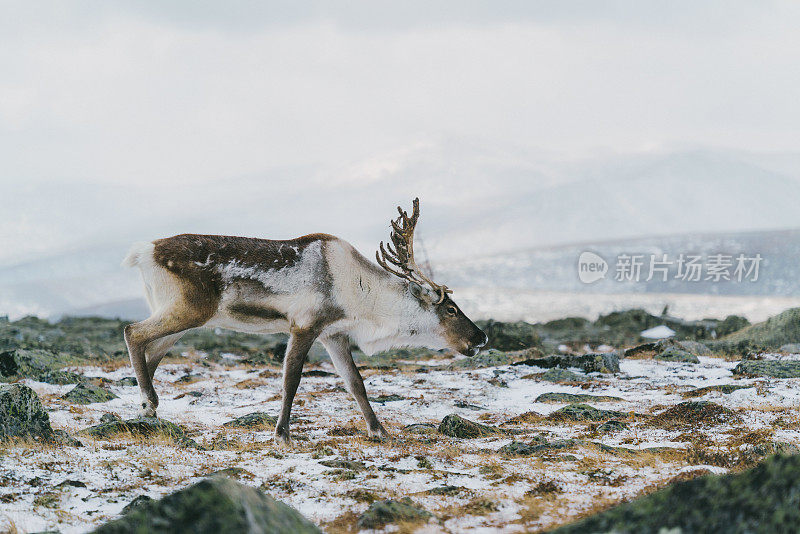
[{"x1": 578, "y1": 251, "x2": 608, "y2": 284}]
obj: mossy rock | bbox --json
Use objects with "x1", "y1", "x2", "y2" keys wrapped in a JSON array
[
  {"x1": 536, "y1": 392, "x2": 623, "y2": 403},
  {"x1": 0, "y1": 383, "x2": 54, "y2": 441},
  {"x1": 515, "y1": 352, "x2": 620, "y2": 374},
  {"x1": 646, "y1": 401, "x2": 741, "y2": 430},
  {"x1": 537, "y1": 368, "x2": 590, "y2": 383},
  {"x1": 82, "y1": 416, "x2": 198, "y2": 447},
  {"x1": 733, "y1": 360, "x2": 800, "y2": 379},
  {"x1": 63, "y1": 382, "x2": 118, "y2": 405},
  {"x1": 357, "y1": 497, "x2": 431, "y2": 529},
  {"x1": 222, "y1": 412, "x2": 277, "y2": 429},
  {"x1": 0, "y1": 349, "x2": 60, "y2": 380},
  {"x1": 551, "y1": 454, "x2": 800, "y2": 533},
  {"x1": 438, "y1": 414, "x2": 502, "y2": 438},
  {"x1": 37, "y1": 370, "x2": 83, "y2": 385},
  {"x1": 92, "y1": 477, "x2": 320, "y2": 533},
  {"x1": 448, "y1": 349, "x2": 520, "y2": 370},
  {"x1": 547, "y1": 404, "x2": 624, "y2": 422},
  {"x1": 721, "y1": 308, "x2": 800, "y2": 350},
  {"x1": 499, "y1": 438, "x2": 576, "y2": 457},
  {"x1": 655, "y1": 347, "x2": 700, "y2": 363},
  {"x1": 319, "y1": 459, "x2": 367, "y2": 471},
  {"x1": 475, "y1": 320, "x2": 543, "y2": 351}
]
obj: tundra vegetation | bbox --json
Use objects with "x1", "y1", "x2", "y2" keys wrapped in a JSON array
[{"x1": 2, "y1": 307, "x2": 800, "y2": 532}]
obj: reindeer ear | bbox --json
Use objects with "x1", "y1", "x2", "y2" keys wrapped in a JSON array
[{"x1": 408, "y1": 281, "x2": 433, "y2": 304}]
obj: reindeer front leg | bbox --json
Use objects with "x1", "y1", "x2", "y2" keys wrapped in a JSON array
[
  {"x1": 321, "y1": 333, "x2": 389, "y2": 439},
  {"x1": 274, "y1": 327, "x2": 319, "y2": 447}
]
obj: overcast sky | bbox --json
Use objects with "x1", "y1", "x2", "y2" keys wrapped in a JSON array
[{"x1": 1, "y1": 1, "x2": 799, "y2": 265}]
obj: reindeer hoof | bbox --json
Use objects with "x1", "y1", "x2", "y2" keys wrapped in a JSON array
[
  {"x1": 139, "y1": 400, "x2": 157, "y2": 418},
  {"x1": 368, "y1": 424, "x2": 390, "y2": 441},
  {"x1": 273, "y1": 429, "x2": 293, "y2": 448}
]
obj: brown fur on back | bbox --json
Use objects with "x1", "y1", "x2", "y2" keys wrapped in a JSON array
[{"x1": 151, "y1": 233, "x2": 337, "y2": 295}]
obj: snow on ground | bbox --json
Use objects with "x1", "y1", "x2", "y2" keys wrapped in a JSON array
[{"x1": 3, "y1": 350, "x2": 800, "y2": 533}]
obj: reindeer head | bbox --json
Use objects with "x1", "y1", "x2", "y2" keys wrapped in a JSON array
[{"x1": 377, "y1": 198, "x2": 488, "y2": 356}]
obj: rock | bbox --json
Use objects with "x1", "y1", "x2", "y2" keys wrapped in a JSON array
[
  {"x1": 425, "y1": 485, "x2": 467, "y2": 496},
  {"x1": 721, "y1": 308, "x2": 800, "y2": 350},
  {"x1": 646, "y1": 401, "x2": 741, "y2": 430},
  {"x1": 116, "y1": 377, "x2": 138, "y2": 387},
  {"x1": 121, "y1": 495, "x2": 153, "y2": 514},
  {"x1": 438, "y1": 414, "x2": 502, "y2": 438},
  {"x1": 448, "y1": 349, "x2": 520, "y2": 369},
  {"x1": 83, "y1": 417, "x2": 199, "y2": 448},
  {"x1": 0, "y1": 383, "x2": 53, "y2": 441},
  {"x1": 100, "y1": 413, "x2": 122, "y2": 424},
  {"x1": 454, "y1": 400, "x2": 486, "y2": 410},
  {"x1": 357, "y1": 498, "x2": 431, "y2": 529},
  {"x1": 536, "y1": 368, "x2": 589, "y2": 383},
  {"x1": 682, "y1": 384, "x2": 751, "y2": 398},
  {"x1": 550, "y1": 453, "x2": 800, "y2": 533},
  {"x1": 319, "y1": 459, "x2": 367, "y2": 471},
  {"x1": 514, "y1": 352, "x2": 620, "y2": 374},
  {"x1": 499, "y1": 438, "x2": 576, "y2": 457},
  {"x1": 0, "y1": 349, "x2": 60, "y2": 379},
  {"x1": 92, "y1": 477, "x2": 321, "y2": 533},
  {"x1": 733, "y1": 360, "x2": 800, "y2": 378},
  {"x1": 677, "y1": 340, "x2": 712, "y2": 356},
  {"x1": 63, "y1": 382, "x2": 118, "y2": 404},
  {"x1": 597, "y1": 420, "x2": 628, "y2": 433},
  {"x1": 37, "y1": 370, "x2": 83, "y2": 385},
  {"x1": 780, "y1": 343, "x2": 800, "y2": 353},
  {"x1": 655, "y1": 347, "x2": 700, "y2": 363},
  {"x1": 222, "y1": 412, "x2": 277, "y2": 429},
  {"x1": 547, "y1": 404, "x2": 624, "y2": 422},
  {"x1": 476, "y1": 320, "x2": 543, "y2": 351},
  {"x1": 535, "y1": 392, "x2": 623, "y2": 403}
]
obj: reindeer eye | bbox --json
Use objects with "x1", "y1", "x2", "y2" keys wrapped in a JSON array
[{"x1": 446, "y1": 305, "x2": 458, "y2": 316}]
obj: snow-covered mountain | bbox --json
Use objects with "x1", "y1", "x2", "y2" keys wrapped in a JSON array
[{"x1": 2, "y1": 144, "x2": 800, "y2": 319}]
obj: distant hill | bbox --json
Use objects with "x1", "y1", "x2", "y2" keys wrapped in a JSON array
[{"x1": 437, "y1": 228, "x2": 800, "y2": 297}]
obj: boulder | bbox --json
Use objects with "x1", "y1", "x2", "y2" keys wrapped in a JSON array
[
  {"x1": 357, "y1": 498, "x2": 431, "y2": 529},
  {"x1": 475, "y1": 320, "x2": 542, "y2": 351},
  {"x1": 0, "y1": 383, "x2": 53, "y2": 441},
  {"x1": 514, "y1": 352, "x2": 620, "y2": 374},
  {"x1": 0, "y1": 349, "x2": 60, "y2": 380},
  {"x1": 499, "y1": 438, "x2": 576, "y2": 457},
  {"x1": 92, "y1": 477, "x2": 320, "y2": 533},
  {"x1": 733, "y1": 360, "x2": 800, "y2": 378},
  {"x1": 655, "y1": 347, "x2": 700, "y2": 363},
  {"x1": 63, "y1": 382, "x2": 118, "y2": 404},
  {"x1": 448, "y1": 349, "x2": 521, "y2": 370},
  {"x1": 222, "y1": 412, "x2": 277, "y2": 429},
  {"x1": 550, "y1": 454, "x2": 800, "y2": 533},
  {"x1": 536, "y1": 369, "x2": 589, "y2": 383},
  {"x1": 438, "y1": 414, "x2": 502, "y2": 438},
  {"x1": 535, "y1": 392, "x2": 623, "y2": 403},
  {"x1": 83, "y1": 416, "x2": 199, "y2": 448},
  {"x1": 547, "y1": 404, "x2": 624, "y2": 423}
]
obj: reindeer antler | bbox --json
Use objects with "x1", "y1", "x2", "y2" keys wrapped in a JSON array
[{"x1": 376, "y1": 198, "x2": 452, "y2": 304}]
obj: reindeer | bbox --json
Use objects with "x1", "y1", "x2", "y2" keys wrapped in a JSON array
[{"x1": 122, "y1": 198, "x2": 487, "y2": 445}]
